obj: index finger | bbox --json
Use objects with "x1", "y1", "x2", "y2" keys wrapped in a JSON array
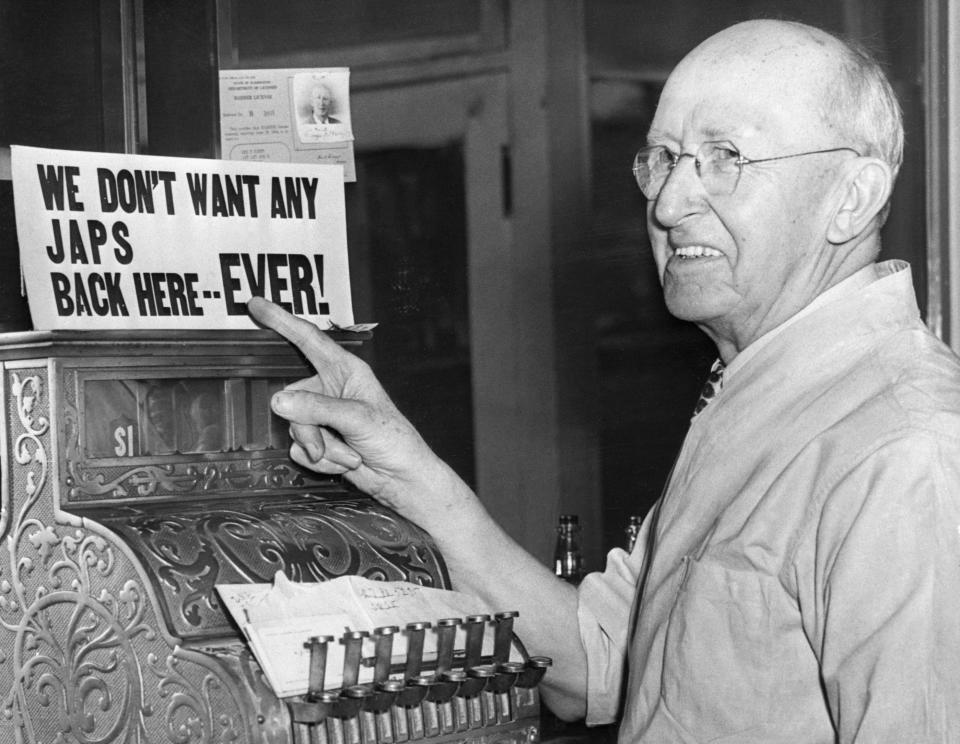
[{"x1": 247, "y1": 296, "x2": 346, "y2": 368}]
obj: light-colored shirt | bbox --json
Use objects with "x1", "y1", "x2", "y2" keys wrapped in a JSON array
[
  {"x1": 722, "y1": 263, "x2": 879, "y2": 385},
  {"x1": 578, "y1": 260, "x2": 960, "y2": 742}
]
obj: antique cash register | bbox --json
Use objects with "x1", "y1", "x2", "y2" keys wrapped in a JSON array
[{"x1": 0, "y1": 327, "x2": 549, "y2": 743}]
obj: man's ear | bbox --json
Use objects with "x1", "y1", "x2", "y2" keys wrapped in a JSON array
[{"x1": 827, "y1": 158, "x2": 893, "y2": 244}]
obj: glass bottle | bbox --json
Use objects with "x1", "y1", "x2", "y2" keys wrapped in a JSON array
[
  {"x1": 624, "y1": 515, "x2": 643, "y2": 553},
  {"x1": 553, "y1": 514, "x2": 583, "y2": 584}
]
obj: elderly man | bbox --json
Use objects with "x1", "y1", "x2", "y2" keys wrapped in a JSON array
[
  {"x1": 249, "y1": 19, "x2": 960, "y2": 744},
  {"x1": 304, "y1": 84, "x2": 340, "y2": 125}
]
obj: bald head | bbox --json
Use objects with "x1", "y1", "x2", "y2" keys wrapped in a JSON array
[
  {"x1": 659, "y1": 20, "x2": 902, "y2": 179},
  {"x1": 688, "y1": 19, "x2": 842, "y2": 63}
]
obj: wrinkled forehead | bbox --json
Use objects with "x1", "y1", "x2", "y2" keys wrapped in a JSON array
[{"x1": 650, "y1": 30, "x2": 839, "y2": 148}]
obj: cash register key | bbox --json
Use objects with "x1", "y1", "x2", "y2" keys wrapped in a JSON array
[
  {"x1": 305, "y1": 635, "x2": 336, "y2": 699},
  {"x1": 433, "y1": 618, "x2": 460, "y2": 675},
  {"x1": 434, "y1": 669, "x2": 466, "y2": 695},
  {"x1": 374, "y1": 679, "x2": 406, "y2": 744},
  {"x1": 406, "y1": 674, "x2": 439, "y2": 739},
  {"x1": 493, "y1": 661, "x2": 526, "y2": 724},
  {"x1": 403, "y1": 621, "x2": 431, "y2": 680},
  {"x1": 340, "y1": 630, "x2": 370, "y2": 688},
  {"x1": 288, "y1": 692, "x2": 343, "y2": 744},
  {"x1": 366, "y1": 679, "x2": 402, "y2": 713},
  {"x1": 492, "y1": 610, "x2": 519, "y2": 663},
  {"x1": 341, "y1": 685, "x2": 373, "y2": 698},
  {"x1": 465, "y1": 664, "x2": 497, "y2": 728},
  {"x1": 516, "y1": 655, "x2": 553, "y2": 688},
  {"x1": 293, "y1": 690, "x2": 341, "y2": 744},
  {"x1": 463, "y1": 614, "x2": 491, "y2": 669},
  {"x1": 397, "y1": 675, "x2": 431, "y2": 707},
  {"x1": 340, "y1": 685, "x2": 374, "y2": 744},
  {"x1": 437, "y1": 669, "x2": 468, "y2": 733},
  {"x1": 492, "y1": 661, "x2": 525, "y2": 692},
  {"x1": 371, "y1": 625, "x2": 400, "y2": 684},
  {"x1": 318, "y1": 691, "x2": 343, "y2": 744},
  {"x1": 321, "y1": 689, "x2": 363, "y2": 744}
]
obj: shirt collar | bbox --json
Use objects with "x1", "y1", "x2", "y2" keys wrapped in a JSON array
[{"x1": 723, "y1": 261, "x2": 897, "y2": 384}]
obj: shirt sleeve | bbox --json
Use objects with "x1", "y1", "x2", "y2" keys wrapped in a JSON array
[
  {"x1": 577, "y1": 517, "x2": 650, "y2": 725},
  {"x1": 796, "y1": 431, "x2": 960, "y2": 743}
]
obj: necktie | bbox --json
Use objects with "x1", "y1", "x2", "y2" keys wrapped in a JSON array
[{"x1": 691, "y1": 358, "x2": 725, "y2": 418}]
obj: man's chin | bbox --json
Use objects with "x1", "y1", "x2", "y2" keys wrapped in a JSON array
[{"x1": 663, "y1": 294, "x2": 726, "y2": 325}]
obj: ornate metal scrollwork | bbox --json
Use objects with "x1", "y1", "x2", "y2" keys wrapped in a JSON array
[
  {"x1": 59, "y1": 368, "x2": 336, "y2": 504},
  {"x1": 91, "y1": 496, "x2": 449, "y2": 640},
  {"x1": 0, "y1": 370, "x2": 252, "y2": 743},
  {"x1": 66, "y1": 457, "x2": 316, "y2": 501}
]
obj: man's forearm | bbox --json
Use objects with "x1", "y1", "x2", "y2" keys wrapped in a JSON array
[{"x1": 405, "y1": 463, "x2": 588, "y2": 718}]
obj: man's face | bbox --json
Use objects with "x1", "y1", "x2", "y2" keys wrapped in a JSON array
[
  {"x1": 311, "y1": 87, "x2": 332, "y2": 118},
  {"x1": 645, "y1": 34, "x2": 846, "y2": 353}
]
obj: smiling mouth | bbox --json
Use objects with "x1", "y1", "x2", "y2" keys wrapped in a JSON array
[{"x1": 673, "y1": 245, "x2": 722, "y2": 259}]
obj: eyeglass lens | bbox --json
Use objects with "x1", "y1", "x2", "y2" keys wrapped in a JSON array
[{"x1": 633, "y1": 143, "x2": 742, "y2": 199}]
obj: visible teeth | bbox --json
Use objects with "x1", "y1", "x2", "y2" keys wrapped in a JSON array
[{"x1": 674, "y1": 245, "x2": 722, "y2": 259}]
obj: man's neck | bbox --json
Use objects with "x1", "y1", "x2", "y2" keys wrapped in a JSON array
[
  {"x1": 714, "y1": 262, "x2": 881, "y2": 371},
  {"x1": 711, "y1": 238, "x2": 882, "y2": 363}
]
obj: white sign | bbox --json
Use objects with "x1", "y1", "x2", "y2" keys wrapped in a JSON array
[
  {"x1": 219, "y1": 68, "x2": 356, "y2": 181},
  {"x1": 11, "y1": 145, "x2": 355, "y2": 331}
]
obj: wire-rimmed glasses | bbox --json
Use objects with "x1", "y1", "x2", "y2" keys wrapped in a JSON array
[{"x1": 632, "y1": 140, "x2": 861, "y2": 199}]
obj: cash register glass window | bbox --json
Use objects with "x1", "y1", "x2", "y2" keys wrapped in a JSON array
[{"x1": 83, "y1": 377, "x2": 292, "y2": 459}]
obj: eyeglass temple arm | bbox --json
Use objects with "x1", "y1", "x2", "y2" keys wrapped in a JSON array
[{"x1": 744, "y1": 146, "x2": 861, "y2": 166}]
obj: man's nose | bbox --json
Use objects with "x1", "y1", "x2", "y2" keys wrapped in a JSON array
[{"x1": 652, "y1": 154, "x2": 706, "y2": 228}]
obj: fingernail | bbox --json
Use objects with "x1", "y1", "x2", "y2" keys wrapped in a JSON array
[
  {"x1": 341, "y1": 451, "x2": 362, "y2": 469},
  {"x1": 272, "y1": 392, "x2": 292, "y2": 413}
]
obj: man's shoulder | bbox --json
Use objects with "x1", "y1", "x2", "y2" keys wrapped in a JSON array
[
  {"x1": 875, "y1": 324, "x2": 960, "y2": 389},
  {"x1": 798, "y1": 327, "x2": 960, "y2": 470},
  {"x1": 873, "y1": 327, "x2": 960, "y2": 425}
]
